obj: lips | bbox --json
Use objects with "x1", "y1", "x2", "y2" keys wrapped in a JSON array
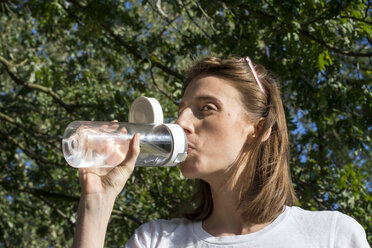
[{"x1": 187, "y1": 145, "x2": 194, "y2": 153}]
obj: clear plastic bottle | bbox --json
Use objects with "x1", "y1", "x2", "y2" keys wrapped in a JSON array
[{"x1": 62, "y1": 121, "x2": 187, "y2": 168}]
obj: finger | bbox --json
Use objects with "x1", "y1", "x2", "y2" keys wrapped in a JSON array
[
  {"x1": 116, "y1": 133, "x2": 140, "y2": 175},
  {"x1": 120, "y1": 133, "x2": 140, "y2": 169},
  {"x1": 104, "y1": 133, "x2": 140, "y2": 189},
  {"x1": 119, "y1": 127, "x2": 128, "y2": 134},
  {"x1": 107, "y1": 120, "x2": 119, "y2": 130}
]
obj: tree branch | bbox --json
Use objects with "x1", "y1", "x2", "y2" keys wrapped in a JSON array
[
  {"x1": 111, "y1": 209, "x2": 142, "y2": 225},
  {"x1": 177, "y1": 0, "x2": 213, "y2": 41},
  {"x1": 0, "y1": 111, "x2": 15, "y2": 124},
  {"x1": 340, "y1": 15, "x2": 372, "y2": 25},
  {"x1": 156, "y1": 0, "x2": 168, "y2": 18},
  {"x1": 106, "y1": 29, "x2": 185, "y2": 80},
  {"x1": 0, "y1": 55, "x2": 78, "y2": 114},
  {"x1": 236, "y1": 4, "x2": 372, "y2": 58},
  {"x1": 37, "y1": 194, "x2": 75, "y2": 225},
  {"x1": 300, "y1": 29, "x2": 372, "y2": 57},
  {"x1": 146, "y1": 0, "x2": 189, "y2": 44},
  {"x1": 0, "y1": 110, "x2": 61, "y2": 149},
  {"x1": 1, "y1": 130, "x2": 63, "y2": 168},
  {"x1": 238, "y1": 3, "x2": 278, "y2": 22},
  {"x1": 149, "y1": 66, "x2": 178, "y2": 105},
  {"x1": 0, "y1": 181, "x2": 80, "y2": 202},
  {"x1": 365, "y1": 1, "x2": 370, "y2": 20},
  {"x1": 0, "y1": 99, "x2": 42, "y2": 115},
  {"x1": 65, "y1": 0, "x2": 185, "y2": 81}
]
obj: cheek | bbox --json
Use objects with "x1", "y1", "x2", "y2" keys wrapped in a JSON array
[{"x1": 201, "y1": 114, "x2": 247, "y2": 157}]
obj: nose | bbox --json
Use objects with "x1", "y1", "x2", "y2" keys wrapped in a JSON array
[{"x1": 176, "y1": 108, "x2": 194, "y2": 134}]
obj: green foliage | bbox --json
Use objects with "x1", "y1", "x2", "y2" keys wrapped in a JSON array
[{"x1": 0, "y1": 0, "x2": 370, "y2": 246}]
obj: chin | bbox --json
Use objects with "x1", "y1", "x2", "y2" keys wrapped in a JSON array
[{"x1": 180, "y1": 159, "x2": 201, "y2": 179}]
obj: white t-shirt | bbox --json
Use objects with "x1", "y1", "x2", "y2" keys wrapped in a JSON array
[{"x1": 125, "y1": 206, "x2": 370, "y2": 248}]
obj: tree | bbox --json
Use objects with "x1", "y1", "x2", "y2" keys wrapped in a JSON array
[{"x1": 0, "y1": 0, "x2": 370, "y2": 246}]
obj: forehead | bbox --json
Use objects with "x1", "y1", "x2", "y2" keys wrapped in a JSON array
[{"x1": 182, "y1": 75, "x2": 242, "y2": 104}]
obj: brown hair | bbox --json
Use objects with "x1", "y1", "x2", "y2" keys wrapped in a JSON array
[{"x1": 183, "y1": 57, "x2": 296, "y2": 224}]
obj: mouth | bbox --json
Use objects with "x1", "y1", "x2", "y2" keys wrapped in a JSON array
[{"x1": 187, "y1": 145, "x2": 194, "y2": 153}]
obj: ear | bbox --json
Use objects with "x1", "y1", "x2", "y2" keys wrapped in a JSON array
[{"x1": 254, "y1": 118, "x2": 272, "y2": 142}]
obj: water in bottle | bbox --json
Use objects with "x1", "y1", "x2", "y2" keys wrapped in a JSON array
[{"x1": 62, "y1": 121, "x2": 187, "y2": 168}]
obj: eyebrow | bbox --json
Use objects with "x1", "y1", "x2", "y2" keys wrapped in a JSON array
[{"x1": 179, "y1": 95, "x2": 223, "y2": 110}]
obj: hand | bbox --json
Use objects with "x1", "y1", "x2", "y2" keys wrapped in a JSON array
[
  {"x1": 78, "y1": 132, "x2": 140, "y2": 200},
  {"x1": 74, "y1": 121, "x2": 130, "y2": 167},
  {"x1": 73, "y1": 123, "x2": 140, "y2": 248}
]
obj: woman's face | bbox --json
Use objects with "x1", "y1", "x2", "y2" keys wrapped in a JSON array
[{"x1": 177, "y1": 75, "x2": 254, "y2": 182}]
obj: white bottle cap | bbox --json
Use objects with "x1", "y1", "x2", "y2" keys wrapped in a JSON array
[
  {"x1": 129, "y1": 96, "x2": 164, "y2": 124},
  {"x1": 162, "y1": 124, "x2": 188, "y2": 167}
]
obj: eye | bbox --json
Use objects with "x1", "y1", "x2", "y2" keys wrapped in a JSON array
[{"x1": 201, "y1": 104, "x2": 216, "y2": 112}]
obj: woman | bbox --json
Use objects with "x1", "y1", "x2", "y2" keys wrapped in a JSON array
[{"x1": 73, "y1": 57, "x2": 369, "y2": 247}]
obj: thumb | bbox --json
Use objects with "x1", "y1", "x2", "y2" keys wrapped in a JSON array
[
  {"x1": 119, "y1": 133, "x2": 141, "y2": 174},
  {"x1": 104, "y1": 133, "x2": 140, "y2": 192}
]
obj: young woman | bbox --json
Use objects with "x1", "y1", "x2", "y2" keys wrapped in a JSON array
[{"x1": 73, "y1": 57, "x2": 369, "y2": 248}]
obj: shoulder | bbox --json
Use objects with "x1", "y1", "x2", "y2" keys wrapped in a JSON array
[
  {"x1": 287, "y1": 204, "x2": 339, "y2": 230},
  {"x1": 285, "y1": 206, "x2": 369, "y2": 248},
  {"x1": 287, "y1": 205, "x2": 334, "y2": 217},
  {"x1": 332, "y1": 211, "x2": 370, "y2": 248},
  {"x1": 125, "y1": 218, "x2": 197, "y2": 248}
]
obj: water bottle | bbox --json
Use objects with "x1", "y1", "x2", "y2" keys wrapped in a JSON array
[{"x1": 62, "y1": 97, "x2": 188, "y2": 168}]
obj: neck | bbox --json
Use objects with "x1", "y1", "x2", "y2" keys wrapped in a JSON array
[{"x1": 202, "y1": 181, "x2": 271, "y2": 237}]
